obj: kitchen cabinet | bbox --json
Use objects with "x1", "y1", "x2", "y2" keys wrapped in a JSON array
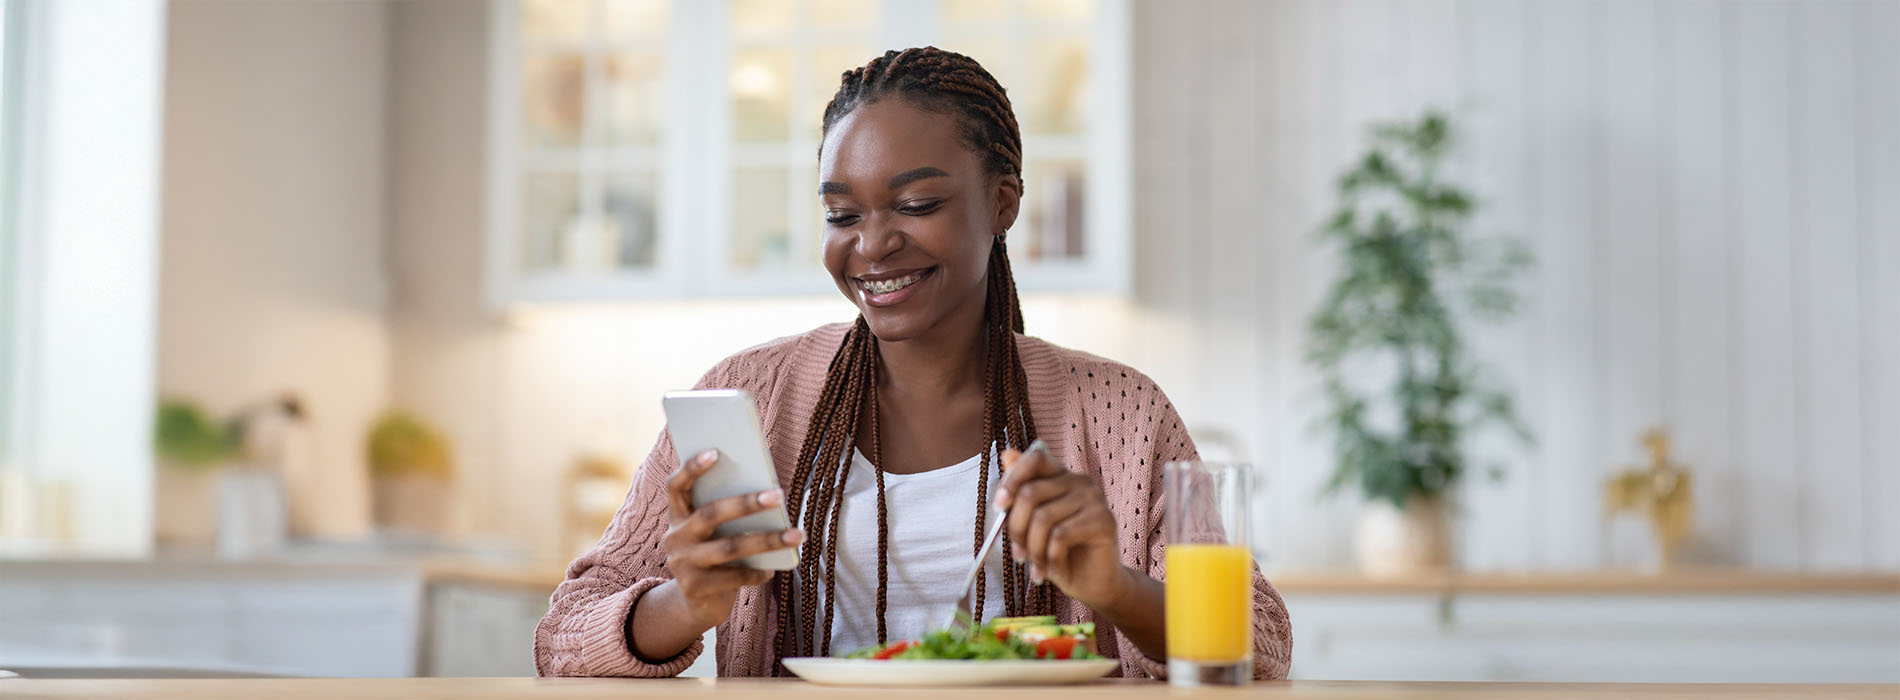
[
  {"x1": 0, "y1": 560, "x2": 422, "y2": 677},
  {"x1": 422, "y1": 580, "x2": 545, "y2": 677},
  {"x1": 0, "y1": 559, "x2": 569, "y2": 678},
  {"x1": 486, "y1": 0, "x2": 1133, "y2": 304},
  {"x1": 1275, "y1": 571, "x2": 1900, "y2": 683}
]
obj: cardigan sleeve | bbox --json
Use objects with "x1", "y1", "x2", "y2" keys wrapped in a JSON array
[
  {"x1": 1108, "y1": 372, "x2": 1294, "y2": 681},
  {"x1": 533, "y1": 357, "x2": 749, "y2": 677}
]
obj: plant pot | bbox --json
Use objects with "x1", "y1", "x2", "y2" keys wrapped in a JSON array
[
  {"x1": 1353, "y1": 494, "x2": 1452, "y2": 578},
  {"x1": 373, "y1": 474, "x2": 454, "y2": 537},
  {"x1": 155, "y1": 466, "x2": 221, "y2": 545}
]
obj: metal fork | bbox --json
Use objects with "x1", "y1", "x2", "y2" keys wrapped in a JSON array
[{"x1": 948, "y1": 439, "x2": 1048, "y2": 628}]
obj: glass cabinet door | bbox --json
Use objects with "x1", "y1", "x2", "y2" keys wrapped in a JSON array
[
  {"x1": 490, "y1": 0, "x2": 1128, "y2": 303},
  {"x1": 512, "y1": 0, "x2": 669, "y2": 283},
  {"x1": 941, "y1": 0, "x2": 1095, "y2": 266},
  {"x1": 722, "y1": 0, "x2": 875, "y2": 286}
]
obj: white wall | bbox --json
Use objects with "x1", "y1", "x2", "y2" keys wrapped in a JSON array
[
  {"x1": 157, "y1": 0, "x2": 392, "y2": 539},
  {"x1": 1133, "y1": 0, "x2": 1899, "y2": 572}
]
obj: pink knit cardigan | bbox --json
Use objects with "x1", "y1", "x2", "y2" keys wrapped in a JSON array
[{"x1": 534, "y1": 322, "x2": 1293, "y2": 679}]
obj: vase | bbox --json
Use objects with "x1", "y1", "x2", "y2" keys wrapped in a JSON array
[
  {"x1": 217, "y1": 467, "x2": 288, "y2": 558},
  {"x1": 1353, "y1": 494, "x2": 1452, "y2": 578}
]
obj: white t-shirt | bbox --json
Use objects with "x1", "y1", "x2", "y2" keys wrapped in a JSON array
[{"x1": 797, "y1": 447, "x2": 1009, "y2": 656}]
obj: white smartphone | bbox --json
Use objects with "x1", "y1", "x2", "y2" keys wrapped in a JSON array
[{"x1": 661, "y1": 389, "x2": 799, "y2": 571}]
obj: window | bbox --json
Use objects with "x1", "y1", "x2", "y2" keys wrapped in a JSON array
[
  {"x1": 0, "y1": 0, "x2": 24, "y2": 541},
  {"x1": 0, "y1": 0, "x2": 166, "y2": 554},
  {"x1": 488, "y1": 0, "x2": 1130, "y2": 303}
]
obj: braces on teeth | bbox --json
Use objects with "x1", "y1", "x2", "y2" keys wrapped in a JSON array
[{"x1": 864, "y1": 271, "x2": 924, "y2": 294}]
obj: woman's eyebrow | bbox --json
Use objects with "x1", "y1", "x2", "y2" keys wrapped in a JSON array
[
  {"x1": 818, "y1": 166, "x2": 948, "y2": 196},
  {"x1": 887, "y1": 166, "x2": 949, "y2": 188}
]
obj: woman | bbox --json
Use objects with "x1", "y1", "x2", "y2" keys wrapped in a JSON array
[{"x1": 534, "y1": 47, "x2": 1292, "y2": 680}]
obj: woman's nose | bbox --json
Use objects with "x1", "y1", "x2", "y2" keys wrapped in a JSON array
[{"x1": 856, "y1": 214, "x2": 904, "y2": 262}]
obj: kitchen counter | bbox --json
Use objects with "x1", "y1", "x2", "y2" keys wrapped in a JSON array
[
  {"x1": 1267, "y1": 569, "x2": 1900, "y2": 595},
  {"x1": 0, "y1": 677, "x2": 1891, "y2": 699}
]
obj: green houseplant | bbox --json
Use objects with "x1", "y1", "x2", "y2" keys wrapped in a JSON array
[
  {"x1": 153, "y1": 399, "x2": 239, "y2": 544},
  {"x1": 1305, "y1": 112, "x2": 1530, "y2": 576},
  {"x1": 154, "y1": 399, "x2": 239, "y2": 469}
]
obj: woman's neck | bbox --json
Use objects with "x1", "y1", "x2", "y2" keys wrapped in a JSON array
[
  {"x1": 867, "y1": 308, "x2": 991, "y2": 473},
  {"x1": 874, "y1": 310, "x2": 987, "y2": 401}
]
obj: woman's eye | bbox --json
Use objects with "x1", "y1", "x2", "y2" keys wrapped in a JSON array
[
  {"x1": 825, "y1": 212, "x2": 859, "y2": 226},
  {"x1": 899, "y1": 200, "x2": 943, "y2": 216}
]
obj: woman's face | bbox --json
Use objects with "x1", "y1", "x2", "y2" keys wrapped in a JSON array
[{"x1": 818, "y1": 99, "x2": 1020, "y2": 343}]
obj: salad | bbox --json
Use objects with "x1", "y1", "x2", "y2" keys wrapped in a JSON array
[{"x1": 845, "y1": 616, "x2": 1100, "y2": 661}]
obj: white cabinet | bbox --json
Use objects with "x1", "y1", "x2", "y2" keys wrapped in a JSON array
[
  {"x1": 424, "y1": 582, "x2": 547, "y2": 677},
  {"x1": 0, "y1": 558, "x2": 711, "y2": 678},
  {"x1": 486, "y1": 0, "x2": 1133, "y2": 304},
  {"x1": 1284, "y1": 589, "x2": 1900, "y2": 683},
  {"x1": 0, "y1": 563, "x2": 421, "y2": 677}
]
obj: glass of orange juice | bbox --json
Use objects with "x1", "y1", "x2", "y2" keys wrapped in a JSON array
[{"x1": 1164, "y1": 461, "x2": 1253, "y2": 687}]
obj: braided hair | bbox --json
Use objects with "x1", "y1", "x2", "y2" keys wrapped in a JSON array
[{"x1": 772, "y1": 47, "x2": 1050, "y2": 671}]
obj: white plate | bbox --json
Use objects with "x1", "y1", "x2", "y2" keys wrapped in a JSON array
[{"x1": 781, "y1": 657, "x2": 1119, "y2": 686}]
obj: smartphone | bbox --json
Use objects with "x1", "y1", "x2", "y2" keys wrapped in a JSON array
[{"x1": 661, "y1": 389, "x2": 798, "y2": 571}]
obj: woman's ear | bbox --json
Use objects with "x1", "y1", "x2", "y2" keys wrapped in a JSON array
[{"x1": 992, "y1": 172, "x2": 1023, "y2": 237}]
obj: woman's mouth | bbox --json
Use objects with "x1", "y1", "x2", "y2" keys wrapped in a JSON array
[{"x1": 856, "y1": 267, "x2": 934, "y2": 306}]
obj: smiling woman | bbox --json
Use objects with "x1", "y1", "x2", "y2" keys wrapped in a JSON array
[{"x1": 533, "y1": 47, "x2": 1291, "y2": 681}]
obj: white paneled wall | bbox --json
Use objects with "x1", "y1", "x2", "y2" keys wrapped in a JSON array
[{"x1": 1131, "y1": 0, "x2": 1899, "y2": 572}]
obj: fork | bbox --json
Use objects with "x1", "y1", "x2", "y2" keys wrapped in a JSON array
[{"x1": 948, "y1": 439, "x2": 1049, "y2": 628}]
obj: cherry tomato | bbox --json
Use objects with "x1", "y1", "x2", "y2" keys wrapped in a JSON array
[
  {"x1": 1035, "y1": 637, "x2": 1078, "y2": 660},
  {"x1": 872, "y1": 641, "x2": 914, "y2": 660},
  {"x1": 995, "y1": 628, "x2": 1011, "y2": 642}
]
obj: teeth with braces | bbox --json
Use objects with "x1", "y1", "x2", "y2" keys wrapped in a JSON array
[{"x1": 863, "y1": 270, "x2": 925, "y2": 295}]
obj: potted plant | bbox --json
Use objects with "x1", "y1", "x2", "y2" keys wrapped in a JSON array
[
  {"x1": 154, "y1": 399, "x2": 237, "y2": 544},
  {"x1": 367, "y1": 411, "x2": 455, "y2": 537},
  {"x1": 1305, "y1": 112, "x2": 1531, "y2": 577},
  {"x1": 154, "y1": 398, "x2": 296, "y2": 556}
]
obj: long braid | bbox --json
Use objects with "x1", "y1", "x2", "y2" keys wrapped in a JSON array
[
  {"x1": 868, "y1": 381, "x2": 890, "y2": 643},
  {"x1": 776, "y1": 47, "x2": 1036, "y2": 671},
  {"x1": 971, "y1": 301, "x2": 998, "y2": 620}
]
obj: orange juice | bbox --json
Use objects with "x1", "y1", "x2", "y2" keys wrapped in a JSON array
[{"x1": 1165, "y1": 544, "x2": 1253, "y2": 662}]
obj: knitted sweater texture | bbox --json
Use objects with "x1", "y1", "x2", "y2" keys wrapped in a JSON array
[{"x1": 534, "y1": 322, "x2": 1293, "y2": 679}]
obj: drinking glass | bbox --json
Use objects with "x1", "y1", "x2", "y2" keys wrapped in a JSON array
[{"x1": 1163, "y1": 461, "x2": 1253, "y2": 687}]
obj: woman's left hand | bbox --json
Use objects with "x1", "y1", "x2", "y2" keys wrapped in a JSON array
[{"x1": 994, "y1": 446, "x2": 1132, "y2": 609}]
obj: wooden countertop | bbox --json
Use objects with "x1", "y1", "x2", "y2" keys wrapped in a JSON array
[
  {"x1": 1266, "y1": 569, "x2": 1900, "y2": 595},
  {"x1": 0, "y1": 678, "x2": 1891, "y2": 699}
]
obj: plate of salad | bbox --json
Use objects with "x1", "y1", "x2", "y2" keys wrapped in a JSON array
[{"x1": 781, "y1": 616, "x2": 1119, "y2": 686}]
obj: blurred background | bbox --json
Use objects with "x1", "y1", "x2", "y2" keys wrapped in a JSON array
[{"x1": 1, "y1": 0, "x2": 1896, "y2": 684}]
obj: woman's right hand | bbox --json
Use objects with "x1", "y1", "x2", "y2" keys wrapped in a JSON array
[{"x1": 659, "y1": 449, "x2": 804, "y2": 629}]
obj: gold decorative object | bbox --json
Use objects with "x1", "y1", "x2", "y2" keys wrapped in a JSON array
[
  {"x1": 1604, "y1": 428, "x2": 1694, "y2": 569},
  {"x1": 565, "y1": 454, "x2": 631, "y2": 557}
]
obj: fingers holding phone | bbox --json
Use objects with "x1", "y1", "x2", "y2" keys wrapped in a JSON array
[{"x1": 660, "y1": 448, "x2": 803, "y2": 627}]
